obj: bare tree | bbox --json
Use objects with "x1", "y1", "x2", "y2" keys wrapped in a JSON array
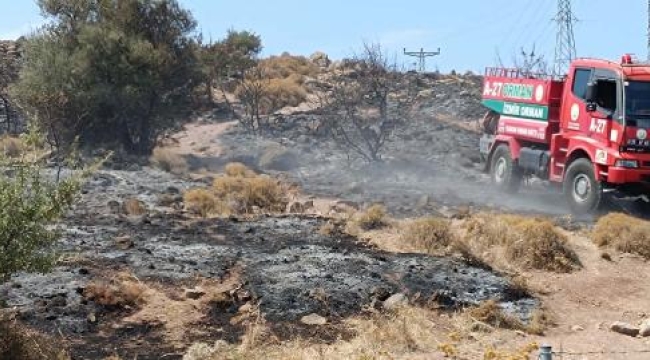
[
  {"x1": 318, "y1": 43, "x2": 416, "y2": 162},
  {"x1": 495, "y1": 44, "x2": 550, "y2": 77}
]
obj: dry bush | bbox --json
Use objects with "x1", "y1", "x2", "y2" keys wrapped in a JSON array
[
  {"x1": 401, "y1": 217, "x2": 456, "y2": 254},
  {"x1": 150, "y1": 147, "x2": 189, "y2": 175},
  {"x1": 465, "y1": 214, "x2": 580, "y2": 273},
  {"x1": 262, "y1": 78, "x2": 307, "y2": 112},
  {"x1": 224, "y1": 162, "x2": 255, "y2": 178},
  {"x1": 260, "y1": 54, "x2": 319, "y2": 80},
  {"x1": 353, "y1": 204, "x2": 388, "y2": 231},
  {"x1": 84, "y1": 275, "x2": 146, "y2": 309},
  {"x1": 0, "y1": 136, "x2": 23, "y2": 158},
  {"x1": 463, "y1": 300, "x2": 548, "y2": 336},
  {"x1": 183, "y1": 188, "x2": 226, "y2": 217},
  {"x1": 592, "y1": 213, "x2": 650, "y2": 259},
  {"x1": 213, "y1": 174, "x2": 287, "y2": 214},
  {"x1": 122, "y1": 198, "x2": 147, "y2": 216},
  {"x1": 0, "y1": 317, "x2": 69, "y2": 359}
]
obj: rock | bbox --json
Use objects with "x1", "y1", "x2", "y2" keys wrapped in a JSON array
[
  {"x1": 571, "y1": 325, "x2": 585, "y2": 332},
  {"x1": 610, "y1": 321, "x2": 640, "y2": 337},
  {"x1": 300, "y1": 313, "x2": 327, "y2": 326},
  {"x1": 87, "y1": 312, "x2": 97, "y2": 323},
  {"x1": 122, "y1": 198, "x2": 147, "y2": 216},
  {"x1": 238, "y1": 303, "x2": 253, "y2": 314},
  {"x1": 640, "y1": 319, "x2": 650, "y2": 337},
  {"x1": 107, "y1": 200, "x2": 121, "y2": 214},
  {"x1": 310, "y1": 51, "x2": 331, "y2": 68},
  {"x1": 184, "y1": 287, "x2": 206, "y2": 300},
  {"x1": 114, "y1": 235, "x2": 134, "y2": 250},
  {"x1": 258, "y1": 145, "x2": 299, "y2": 171},
  {"x1": 382, "y1": 293, "x2": 408, "y2": 310}
]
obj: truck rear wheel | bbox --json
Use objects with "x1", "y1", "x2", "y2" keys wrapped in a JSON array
[
  {"x1": 563, "y1": 158, "x2": 602, "y2": 215},
  {"x1": 490, "y1": 144, "x2": 522, "y2": 193}
]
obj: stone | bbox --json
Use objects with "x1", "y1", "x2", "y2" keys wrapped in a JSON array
[
  {"x1": 300, "y1": 313, "x2": 327, "y2": 326},
  {"x1": 571, "y1": 325, "x2": 585, "y2": 332},
  {"x1": 382, "y1": 293, "x2": 408, "y2": 310},
  {"x1": 310, "y1": 51, "x2": 331, "y2": 68},
  {"x1": 640, "y1": 319, "x2": 650, "y2": 337},
  {"x1": 610, "y1": 321, "x2": 640, "y2": 337},
  {"x1": 107, "y1": 200, "x2": 121, "y2": 214},
  {"x1": 185, "y1": 287, "x2": 207, "y2": 300},
  {"x1": 416, "y1": 195, "x2": 431, "y2": 210},
  {"x1": 114, "y1": 235, "x2": 134, "y2": 250},
  {"x1": 238, "y1": 303, "x2": 253, "y2": 314}
]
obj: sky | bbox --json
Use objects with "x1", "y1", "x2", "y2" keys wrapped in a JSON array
[{"x1": 1, "y1": 0, "x2": 647, "y2": 73}]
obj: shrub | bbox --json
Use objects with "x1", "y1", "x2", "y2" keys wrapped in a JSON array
[
  {"x1": 0, "y1": 163, "x2": 79, "y2": 282},
  {"x1": 400, "y1": 217, "x2": 455, "y2": 254},
  {"x1": 150, "y1": 148, "x2": 189, "y2": 175},
  {"x1": 465, "y1": 214, "x2": 580, "y2": 273},
  {"x1": 592, "y1": 213, "x2": 650, "y2": 259},
  {"x1": 0, "y1": 317, "x2": 69, "y2": 360},
  {"x1": 224, "y1": 162, "x2": 255, "y2": 178},
  {"x1": 83, "y1": 275, "x2": 146, "y2": 309},
  {"x1": 0, "y1": 136, "x2": 23, "y2": 158},
  {"x1": 260, "y1": 54, "x2": 319, "y2": 80},
  {"x1": 122, "y1": 198, "x2": 147, "y2": 216},
  {"x1": 354, "y1": 204, "x2": 388, "y2": 230},
  {"x1": 184, "y1": 188, "x2": 225, "y2": 217},
  {"x1": 213, "y1": 175, "x2": 287, "y2": 214},
  {"x1": 262, "y1": 78, "x2": 307, "y2": 112}
]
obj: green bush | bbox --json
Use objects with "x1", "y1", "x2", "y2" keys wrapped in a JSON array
[{"x1": 0, "y1": 162, "x2": 79, "y2": 282}]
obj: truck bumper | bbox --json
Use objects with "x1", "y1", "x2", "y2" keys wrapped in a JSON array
[{"x1": 606, "y1": 166, "x2": 650, "y2": 184}]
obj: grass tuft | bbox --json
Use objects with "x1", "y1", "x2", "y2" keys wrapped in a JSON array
[
  {"x1": 592, "y1": 213, "x2": 650, "y2": 259},
  {"x1": 150, "y1": 148, "x2": 189, "y2": 175}
]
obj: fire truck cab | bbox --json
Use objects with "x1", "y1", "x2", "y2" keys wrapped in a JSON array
[{"x1": 480, "y1": 55, "x2": 650, "y2": 214}]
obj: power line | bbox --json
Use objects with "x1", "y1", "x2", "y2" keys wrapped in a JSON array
[
  {"x1": 403, "y1": 47, "x2": 441, "y2": 73},
  {"x1": 553, "y1": 0, "x2": 577, "y2": 76}
]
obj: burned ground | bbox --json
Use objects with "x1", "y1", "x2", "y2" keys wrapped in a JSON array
[{"x1": 0, "y1": 168, "x2": 535, "y2": 359}]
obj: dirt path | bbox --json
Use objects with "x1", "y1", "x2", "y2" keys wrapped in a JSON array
[{"x1": 167, "y1": 121, "x2": 237, "y2": 158}]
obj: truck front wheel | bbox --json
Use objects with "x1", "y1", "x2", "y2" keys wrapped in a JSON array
[
  {"x1": 490, "y1": 144, "x2": 522, "y2": 193},
  {"x1": 563, "y1": 158, "x2": 602, "y2": 215}
]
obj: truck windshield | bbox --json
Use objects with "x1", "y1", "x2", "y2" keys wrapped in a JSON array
[{"x1": 625, "y1": 81, "x2": 650, "y2": 127}]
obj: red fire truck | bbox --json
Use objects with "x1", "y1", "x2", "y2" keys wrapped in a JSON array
[{"x1": 480, "y1": 55, "x2": 650, "y2": 214}]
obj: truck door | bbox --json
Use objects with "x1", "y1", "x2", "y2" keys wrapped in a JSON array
[
  {"x1": 587, "y1": 69, "x2": 621, "y2": 151},
  {"x1": 563, "y1": 67, "x2": 592, "y2": 133}
]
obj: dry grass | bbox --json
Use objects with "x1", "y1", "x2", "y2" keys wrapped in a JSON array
[
  {"x1": 459, "y1": 300, "x2": 549, "y2": 336},
  {"x1": 263, "y1": 78, "x2": 308, "y2": 111},
  {"x1": 122, "y1": 198, "x2": 147, "y2": 216},
  {"x1": 260, "y1": 54, "x2": 319, "y2": 80},
  {"x1": 0, "y1": 317, "x2": 69, "y2": 359},
  {"x1": 213, "y1": 175, "x2": 287, "y2": 213},
  {"x1": 0, "y1": 136, "x2": 23, "y2": 158},
  {"x1": 184, "y1": 305, "x2": 446, "y2": 360},
  {"x1": 183, "y1": 188, "x2": 226, "y2": 218},
  {"x1": 183, "y1": 304, "x2": 542, "y2": 360},
  {"x1": 400, "y1": 217, "x2": 456, "y2": 254},
  {"x1": 150, "y1": 147, "x2": 189, "y2": 175},
  {"x1": 183, "y1": 163, "x2": 289, "y2": 217},
  {"x1": 592, "y1": 213, "x2": 650, "y2": 259},
  {"x1": 464, "y1": 214, "x2": 580, "y2": 273},
  {"x1": 353, "y1": 204, "x2": 389, "y2": 231},
  {"x1": 224, "y1": 162, "x2": 255, "y2": 178},
  {"x1": 83, "y1": 274, "x2": 146, "y2": 309}
]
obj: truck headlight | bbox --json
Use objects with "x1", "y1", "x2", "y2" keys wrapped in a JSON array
[{"x1": 615, "y1": 159, "x2": 639, "y2": 168}]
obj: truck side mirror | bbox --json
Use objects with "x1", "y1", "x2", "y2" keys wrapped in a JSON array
[{"x1": 585, "y1": 82, "x2": 597, "y2": 112}]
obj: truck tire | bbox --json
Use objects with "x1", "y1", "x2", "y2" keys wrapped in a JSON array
[
  {"x1": 563, "y1": 158, "x2": 602, "y2": 215},
  {"x1": 490, "y1": 144, "x2": 522, "y2": 193}
]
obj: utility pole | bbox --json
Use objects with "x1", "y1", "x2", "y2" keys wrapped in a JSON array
[
  {"x1": 647, "y1": 0, "x2": 650, "y2": 60},
  {"x1": 553, "y1": 0, "x2": 577, "y2": 77},
  {"x1": 403, "y1": 47, "x2": 441, "y2": 73}
]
